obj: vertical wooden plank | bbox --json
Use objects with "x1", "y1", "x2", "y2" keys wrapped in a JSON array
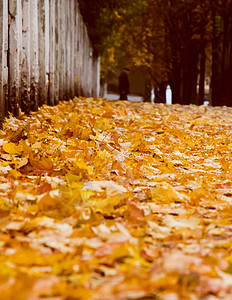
[
  {"x1": 74, "y1": 1, "x2": 79, "y2": 96},
  {"x1": 0, "y1": 0, "x2": 8, "y2": 123},
  {"x1": 45, "y1": 0, "x2": 50, "y2": 103},
  {"x1": 38, "y1": 0, "x2": 46, "y2": 106},
  {"x1": 88, "y1": 40, "x2": 93, "y2": 96},
  {"x1": 87, "y1": 30, "x2": 91, "y2": 96},
  {"x1": 70, "y1": 0, "x2": 74, "y2": 99},
  {"x1": 60, "y1": 0, "x2": 65, "y2": 100},
  {"x1": 96, "y1": 56, "x2": 101, "y2": 98},
  {"x1": 64, "y1": 0, "x2": 69, "y2": 99},
  {"x1": 62, "y1": 0, "x2": 65, "y2": 100},
  {"x1": 3, "y1": 0, "x2": 8, "y2": 114},
  {"x1": 38, "y1": 0, "x2": 49, "y2": 106},
  {"x1": 85, "y1": 37, "x2": 89, "y2": 96},
  {"x1": 92, "y1": 56, "x2": 96, "y2": 97},
  {"x1": 49, "y1": 0, "x2": 55, "y2": 106},
  {"x1": 8, "y1": 0, "x2": 22, "y2": 116},
  {"x1": 77, "y1": 5, "x2": 81, "y2": 96},
  {"x1": 84, "y1": 27, "x2": 89, "y2": 96},
  {"x1": 0, "y1": 1, "x2": 3, "y2": 120},
  {"x1": 30, "y1": 0, "x2": 39, "y2": 111},
  {"x1": 58, "y1": 0, "x2": 64, "y2": 100},
  {"x1": 92, "y1": 56, "x2": 101, "y2": 98},
  {"x1": 18, "y1": 0, "x2": 22, "y2": 110},
  {"x1": 21, "y1": 0, "x2": 30, "y2": 114},
  {"x1": 80, "y1": 19, "x2": 84, "y2": 95},
  {"x1": 54, "y1": 0, "x2": 59, "y2": 104},
  {"x1": 81, "y1": 25, "x2": 87, "y2": 96}
]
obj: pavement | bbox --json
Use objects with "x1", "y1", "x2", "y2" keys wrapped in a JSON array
[{"x1": 104, "y1": 92, "x2": 143, "y2": 102}]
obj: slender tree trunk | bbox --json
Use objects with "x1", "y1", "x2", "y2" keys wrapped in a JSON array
[
  {"x1": 222, "y1": 7, "x2": 232, "y2": 107},
  {"x1": 198, "y1": 33, "x2": 206, "y2": 105},
  {"x1": 181, "y1": 45, "x2": 198, "y2": 105},
  {"x1": 228, "y1": 38, "x2": 232, "y2": 106},
  {"x1": 211, "y1": 6, "x2": 222, "y2": 106},
  {"x1": 170, "y1": 58, "x2": 181, "y2": 104}
]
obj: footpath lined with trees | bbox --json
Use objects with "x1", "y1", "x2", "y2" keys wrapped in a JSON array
[
  {"x1": 82, "y1": 0, "x2": 232, "y2": 106},
  {"x1": 1, "y1": 1, "x2": 232, "y2": 299},
  {"x1": 1, "y1": 0, "x2": 232, "y2": 123}
]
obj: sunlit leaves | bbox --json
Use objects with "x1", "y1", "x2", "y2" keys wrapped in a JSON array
[{"x1": 0, "y1": 97, "x2": 232, "y2": 299}]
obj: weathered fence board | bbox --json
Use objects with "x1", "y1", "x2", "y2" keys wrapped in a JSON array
[
  {"x1": 45, "y1": 0, "x2": 50, "y2": 103},
  {"x1": 30, "y1": 0, "x2": 39, "y2": 111},
  {"x1": 74, "y1": 1, "x2": 79, "y2": 96},
  {"x1": 0, "y1": 0, "x2": 8, "y2": 123},
  {"x1": 0, "y1": 0, "x2": 100, "y2": 122},
  {"x1": 9, "y1": 0, "x2": 22, "y2": 116},
  {"x1": 38, "y1": 0, "x2": 46, "y2": 106},
  {"x1": 49, "y1": 0, "x2": 55, "y2": 106},
  {"x1": 70, "y1": 0, "x2": 75, "y2": 99},
  {"x1": 21, "y1": 0, "x2": 30, "y2": 114},
  {"x1": 59, "y1": 0, "x2": 64, "y2": 100},
  {"x1": 93, "y1": 56, "x2": 101, "y2": 98},
  {"x1": 65, "y1": 1, "x2": 69, "y2": 99},
  {"x1": 54, "y1": 0, "x2": 59, "y2": 105}
]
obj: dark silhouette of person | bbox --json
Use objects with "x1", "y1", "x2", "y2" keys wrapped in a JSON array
[{"x1": 118, "y1": 68, "x2": 130, "y2": 100}]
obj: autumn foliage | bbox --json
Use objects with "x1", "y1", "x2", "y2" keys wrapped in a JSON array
[{"x1": 1, "y1": 98, "x2": 232, "y2": 299}]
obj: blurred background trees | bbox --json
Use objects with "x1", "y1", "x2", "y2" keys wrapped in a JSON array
[{"x1": 79, "y1": 0, "x2": 232, "y2": 106}]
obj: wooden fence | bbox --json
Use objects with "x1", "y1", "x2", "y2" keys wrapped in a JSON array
[{"x1": 0, "y1": 0, "x2": 100, "y2": 124}]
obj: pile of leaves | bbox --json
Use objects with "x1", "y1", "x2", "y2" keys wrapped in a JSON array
[{"x1": 1, "y1": 97, "x2": 232, "y2": 299}]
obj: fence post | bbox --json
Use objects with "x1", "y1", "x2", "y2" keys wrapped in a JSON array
[
  {"x1": 79, "y1": 16, "x2": 83, "y2": 95},
  {"x1": 49, "y1": 0, "x2": 55, "y2": 106},
  {"x1": 70, "y1": 0, "x2": 75, "y2": 99},
  {"x1": 54, "y1": 0, "x2": 59, "y2": 105},
  {"x1": 63, "y1": 0, "x2": 67, "y2": 100},
  {"x1": 38, "y1": 0, "x2": 49, "y2": 106},
  {"x1": 45, "y1": 0, "x2": 50, "y2": 105},
  {"x1": 30, "y1": 0, "x2": 39, "y2": 111},
  {"x1": 74, "y1": 2, "x2": 79, "y2": 96},
  {"x1": 93, "y1": 56, "x2": 101, "y2": 98},
  {"x1": 9, "y1": 0, "x2": 22, "y2": 116},
  {"x1": 86, "y1": 30, "x2": 91, "y2": 96},
  {"x1": 65, "y1": 1, "x2": 70, "y2": 100},
  {"x1": 0, "y1": 0, "x2": 8, "y2": 124},
  {"x1": 58, "y1": 0, "x2": 64, "y2": 100},
  {"x1": 21, "y1": 0, "x2": 30, "y2": 114}
]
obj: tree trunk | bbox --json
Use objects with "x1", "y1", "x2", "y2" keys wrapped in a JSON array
[
  {"x1": 198, "y1": 33, "x2": 206, "y2": 105},
  {"x1": 170, "y1": 59, "x2": 181, "y2": 104},
  {"x1": 211, "y1": 7, "x2": 222, "y2": 106}
]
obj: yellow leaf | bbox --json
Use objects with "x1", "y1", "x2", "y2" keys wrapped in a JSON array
[
  {"x1": 29, "y1": 154, "x2": 53, "y2": 171},
  {"x1": 37, "y1": 190, "x2": 61, "y2": 211},
  {"x1": 3, "y1": 142, "x2": 23, "y2": 155},
  {"x1": 16, "y1": 157, "x2": 28, "y2": 169},
  {"x1": 151, "y1": 182, "x2": 188, "y2": 203},
  {"x1": 163, "y1": 215, "x2": 201, "y2": 229},
  {"x1": 88, "y1": 194, "x2": 124, "y2": 213},
  {"x1": 97, "y1": 149, "x2": 110, "y2": 159},
  {"x1": 65, "y1": 173, "x2": 82, "y2": 186},
  {"x1": 80, "y1": 189, "x2": 93, "y2": 203},
  {"x1": 70, "y1": 160, "x2": 93, "y2": 176},
  {"x1": 0, "y1": 198, "x2": 11, "y2": 211},
  {"x1": 9, "y1": 169, "x2": 22, "y2": 179}
]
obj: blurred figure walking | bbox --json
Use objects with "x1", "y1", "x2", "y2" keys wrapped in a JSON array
[{"x1": 118, "y1": 68, "x2": 130, "y2": 100}]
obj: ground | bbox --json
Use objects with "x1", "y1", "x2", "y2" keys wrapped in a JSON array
[{"x1": 0, "y1": 98, "x2": 232, "y2": 299}]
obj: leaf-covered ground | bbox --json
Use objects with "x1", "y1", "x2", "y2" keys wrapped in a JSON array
[{"x1": 1, "y1": 98, "x2": 232, "y2": 300}]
